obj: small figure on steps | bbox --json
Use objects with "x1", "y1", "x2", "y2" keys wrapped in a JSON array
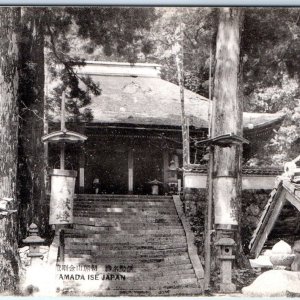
[{"x1": 93, "y1": 178, "x2": 100, "y2": 194}]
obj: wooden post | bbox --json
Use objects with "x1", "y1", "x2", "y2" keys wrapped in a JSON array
[
  {"x1": 186, "y1": 117, "x2": 190, "y2": 165},
  {"x1": 60, "y1": 92, "x2": 66, "y2": 170},
  {"x1": 79, "y1": 147, "x2": 85, "y2": 194},
  {"x1": 61, "y1": 91, "x2": 66, "y2": 132},
  {"x1": 208, "y1": 47, "x2": 213, "y2": 139},
  {"x1": 44, "y1": 54, "x2": 49, "y2": 193},
  {"x1": 128, "y1": 149, "x2": 134, "y2": 194},
  {"x1": 204, "y1": 44, "x2": 214, "y2": 292},
  {"x1": 204, "y1": 147, "x2": 214, "y2": 291},
  {"x1": 60, "y1": 143, "x2": 65, "y2": 170},
  {"x1": 163, "y1": 150, "x2": 169, "y2": 192}
]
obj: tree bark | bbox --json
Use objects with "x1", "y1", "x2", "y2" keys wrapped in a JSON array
[
  {"x1": 0, "y1": 7, "x2": 21, "y2": 293},
  {"x1": 211, "y1": 7, "x2": 246, "y2": 263},
  {"x1": 212, "y1": 7, "x2": 243, "y2": 228},
  {"x1": 17, "y1": 8, "x2": 48, "y2": 239}
]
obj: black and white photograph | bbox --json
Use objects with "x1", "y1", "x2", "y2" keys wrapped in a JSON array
[{"x1": 1, "y1": 5, "x2": 300, "y2": 297}]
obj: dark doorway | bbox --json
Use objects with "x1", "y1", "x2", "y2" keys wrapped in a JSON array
[
  {"x1": 134, "y1": 149, "x2": 163, "y2": 194},
  {"x1": 85, "y1": 148, "x2": 128, "y2": 194}
]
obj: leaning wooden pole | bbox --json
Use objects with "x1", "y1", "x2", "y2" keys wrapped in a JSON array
[
  {"x1": 204, "y1": 46, "x2": 213, "y2": 291},
  {"x1": 173, "y1": 23, "x2": 189, "y2": 167},
  {"x1": 211, "y1": 8, "x2": 244, "y2": 292}
]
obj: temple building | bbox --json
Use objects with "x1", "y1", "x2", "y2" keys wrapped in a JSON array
[{"x1": 48, "y1": 61, "x2": 284, "y2": 195}]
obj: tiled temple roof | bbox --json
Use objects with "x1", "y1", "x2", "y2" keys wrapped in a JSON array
[{"x1": 66, "y1": 61, "x2": 285, "y2": 132}]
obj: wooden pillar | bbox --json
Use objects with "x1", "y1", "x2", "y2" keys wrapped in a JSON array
[
  {"x1": 60, "y1": 142, "x2": 65, "y2": 170},
  {"x1": 163, "y1": 150, "x2": 169, "y2": 191},
  {"x1": 128, "y1": 149, "x2": 134, "y2": 194},
  {"x1": 79, "y1": 147, "x2": 85, "y2": 194}
]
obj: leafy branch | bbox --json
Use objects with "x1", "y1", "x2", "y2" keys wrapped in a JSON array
[{"x1": 46, "y1": 21, "x2": 101, "y2": 97}]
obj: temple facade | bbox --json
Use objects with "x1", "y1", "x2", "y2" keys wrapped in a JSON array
[{"x1": 48, "y1": 61, "x2": 284, "y2": 195}]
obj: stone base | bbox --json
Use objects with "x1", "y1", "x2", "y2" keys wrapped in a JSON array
[
  {"x1": 242, "y1": 270, "x2": 300, "y2": 297},
  {"x1": 220, "y1": 283, "x2": 236, "y2": 293}
]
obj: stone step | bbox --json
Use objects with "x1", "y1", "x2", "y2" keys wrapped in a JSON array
[
  {"x1": 73, "y1": 212, "x2": 179, "y2": 219},
  {"x1": 74, "y1": 203, "x2": 175, "y2": 210},
  {"x1": 57, "y1": 263, "x2": 194, "y2": 275},
  {"x1": 66, "y1": 246, "x2": 188, "y2": 257},
  {"x1": 72, "y1": 224, "x2": 184, "y2": 231},
  {"x1": 61, "y1": 286, "x2": 202, "y2": 296},
  {"x1": 65, "y1": 227, "x2": 185, "y2": 235},
  {"x1": 73, "y1": 213, "x2": 179, "y2": 219},
  {"x1": 73, "y1": 204, "x2": 175, "y2": 210},
  {"x1": 73, "y1": 212, "x2": 178, "y2": 218},
  {"x1": 64, "y1": 236, "x2": 187, "y2": 245},
  {"x1": 62, "y1": 276, "x2": 199, "y2": 290},
  {"x1": 121, "y1": 272, "x2": 196, "y2": 282},
  {"x1": 73, "y1": 208, "x2": 178, "y2": 216},
  {"x1": 60, "y1": 262, "x2": 193, "y2": 274},
  {"x1": 135, "y1": 262, "x2": 194, "y2": 272},
  {"x1": 64, "y1": 239, "x2": 188, "y2": 248},
  {"x1": 74, "y1": 195, "x2": 173, "y2": 203},
  {"x1": 61, "y1": 195, "x2": 201, "y2": 296},
  {"x1": 74, "y1": 199, "x2": 175, "y2": 205},
  {"x1": 126, "y1": 269, "x2": 195, "y2": 279},
  {"x1": 75, "y1": 195, "x2": 172, "y2": 200},
  {"x1": 64, "y1": 253, "x2": 190, "y2": 264},
  {"x1": 109, "y1": 273, "x2": 197, "y2": 284},
  {"x1": 73, "y1": 215, "x2": 180, "y2": 222},
  {"x1": 62, "y1": 259, "x2": 194, "y2": 272},
  {"x1": 73, "y1": 216, "x2": 181, "y2": 226},
  {"x1": 65, "y1": 242, "x2": 187, "y2": 252},
  {"x1": 58, "y1": 270, "x2": 195, "y2": 281},
  {"x1": 95, "y1": 287, "x2": 202, "y2": 296}
]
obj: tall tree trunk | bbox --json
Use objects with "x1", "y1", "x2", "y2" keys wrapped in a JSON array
[
  {"x1": 211, "y1": 7, "x2": 245, "y2": 262},
  {"x1": 0, "y1": 7, "x2": 21, "y2": 293},
  {"x1": 18, "y1": 8, "x2": 48, "y2": 239}
]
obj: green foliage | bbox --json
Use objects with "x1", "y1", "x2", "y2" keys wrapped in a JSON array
[
  {"x1": 68, "y1": 7, "x2": 156, "y2": 61},
  {"x1": 240, "y1": 8, "x2": 300, "y2": 165},
  {"x1": 147, "y1": 8, "x2": 216, "y2": 98},
  {"x1": 151, "y1": 8, "x2": 300, "y2": 166},
  {"x1": 42, "y1": 7, "x2": 157, "y2": 122}
]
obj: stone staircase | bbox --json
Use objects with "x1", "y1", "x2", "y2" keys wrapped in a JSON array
[{"x1": 59, "y1": 194, "x2": 203, "y2": 296}]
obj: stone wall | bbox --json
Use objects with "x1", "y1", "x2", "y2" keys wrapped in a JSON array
[
  {"x1": 182, "y1": 188, "x2": 271, "y2": 256},
  {"x1": 182, "y1": 188, "x2": 207, "y2": 256}
]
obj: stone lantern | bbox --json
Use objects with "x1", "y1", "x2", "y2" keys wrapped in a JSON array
[
  {"x1": 23, "y1": 223, "x2": 45, "y2": 265},
  {"x1": 215, "y1": 237, "x2": 236, "y2": 293},
  {"x1": 270, "y1": 240, "x2": 295, "y2": 270},
  {"x1": 42, "y1": 92, "x2": 87, "y2": 225},
  {"x1": 167, "y1": 160, "x2": 178, "y2": 194},
  {"x1": 148, "y1": 179, "x2": 163, "y2": 195}
]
